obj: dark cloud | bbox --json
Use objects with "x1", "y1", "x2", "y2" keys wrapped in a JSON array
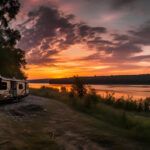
[
  {"x1": 27, "y1": 48, "x2": 58, "y2": 65},
  {"x1": 18, "y1": 6, "x2": 107, "y2": 65},
  {"x1": 18, "y1": 6, "x2": 106, "y2": 51},
  {"x1": 112, "y1": 34, "x2": 129, "y2": 41},
  {"x1": 88, "y1": 39, "x2": 113, "y2": 45},
  {"x1": 80, "y1": 41, "x2": 143, "y2": 64},
  {"x1": 110, "y1": 21, "x2": 150, "y2": 47},
  {"x1": 78, "y1": 21, "x2": 150, "y2": 65},
  {"x1": 128, "y1": 21, "x2": 150, "y2": 45},
  {"x1": 78, "y1": 24, "x2": 106, "y2": 38},
  {"x1": 111, "y1": 42, "x2": 142, "y2": 58},
  {"x1": 111, "y1": 0, "x2": 136, "y2": 9},
  {"x1": 85, "y1": 34, "x2": 142, "y2": 59},
  {"x1": 128, "y1": 55, "x2": 150, "y2": 62},
  {"x1": 18, "y1": 6, "x2": 71, "y2": 50},
  {"x1": 17, "y1": 4, "x2": 150, "y2": 70}
]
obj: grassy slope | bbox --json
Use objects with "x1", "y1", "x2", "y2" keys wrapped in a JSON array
[
  {"x1": 0, "y1": 105, "x2": 61, "y2": 150},
  {"x1": 30, "y1": 87, "x2": 150, "y2": 150}
]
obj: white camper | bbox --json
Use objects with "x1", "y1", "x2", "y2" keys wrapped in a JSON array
[{"x1": 0, "y1": 76, "x2": 29, "y2": 101}]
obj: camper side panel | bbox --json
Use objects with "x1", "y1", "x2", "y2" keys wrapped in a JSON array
[
  {"x1": 17, "y1": 81, "x2": 26, "y2": 97},
  {"x1": 0, "y1": 80, "x2": 11, "y2": 100}
]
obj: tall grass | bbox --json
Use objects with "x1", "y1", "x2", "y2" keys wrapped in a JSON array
[
  {"x1": 30, "y1": 77, "x2": 150, "y2": 143},
  {"x1": 100, "y1": 92, "x2": 150, "y2": 112},
  {"x1": 30, "y1": 86, "x2": 150, "y2": 143}
]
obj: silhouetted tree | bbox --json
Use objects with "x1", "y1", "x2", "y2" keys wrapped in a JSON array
[
  {"x1": 0, "y1": 47, "x2": 26, "y2": 79},
  {"x1": 71, "y1": 76, "x2": 87, "y2": 98},
  {"x1": 0, "y1": 0, "x2": 26, "y2": 79}
]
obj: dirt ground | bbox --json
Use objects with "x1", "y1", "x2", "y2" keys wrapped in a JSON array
[{"x1": 0, "y1": 95, "x2": 105, "y2": 150}]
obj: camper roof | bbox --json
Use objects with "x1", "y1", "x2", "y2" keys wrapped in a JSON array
[{"x1": 0, "y1": 75, "x2": 27, "y2": 82}]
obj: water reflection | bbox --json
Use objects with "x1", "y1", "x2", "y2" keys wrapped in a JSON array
[{"x1": 29, "y1": 83, "x2": 150, "y2": 100}]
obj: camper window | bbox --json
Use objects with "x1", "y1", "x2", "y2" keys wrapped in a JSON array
[
  {"x1": 19, "y1": 84, "x2": 23, "y2": 89},
  {"x1": 0, "y1": 82, "x2": 7, "y2": 90}
]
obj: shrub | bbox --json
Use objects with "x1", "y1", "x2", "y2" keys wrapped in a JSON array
[
  {"x1": 68, "y1": 89, "x2": 75, "y2": 98},
  {"x1": 61, "y1": 87, "x2": 67, "y2": 93},
  {"x1": 104, "y1": 92, "x2": 115, "y2": 105},
  {"x1": 138, "y1": 100, "x2": 143, "y2": 112},
  {"x1": 83, "y1": 88, "x2": 99, "y2": 108},
  {"x1": 144, "y1": 97, "x2": 150, "y2": 112}
]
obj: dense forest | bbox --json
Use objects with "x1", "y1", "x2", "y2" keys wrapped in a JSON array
[{"x1": 0, "y1": 0, "x2": 26, "y2": 79}]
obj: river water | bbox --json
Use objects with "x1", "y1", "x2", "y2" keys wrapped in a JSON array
[{"x1": 29, "y1": 83, "x2": 150, "y2": 100}]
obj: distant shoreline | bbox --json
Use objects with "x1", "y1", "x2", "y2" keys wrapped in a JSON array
[
  {"x1": 29, "y1": 82, "x2": 150, "y2": 85},
  {"x1": 29, "y1": 74, "x2": 150, "y2": 85}
]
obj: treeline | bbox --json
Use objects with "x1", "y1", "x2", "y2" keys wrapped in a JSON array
[
  {"x1": 47, "y1": 74, "x2": 150, "y2": 85},
  {"x1": 0, "y1": 47, "x2": 26, "y2": 79},
  {"x1": 0, "y1": 0, "x2": 26, "y2": 79}
]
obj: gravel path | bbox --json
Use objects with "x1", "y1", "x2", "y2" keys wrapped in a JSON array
[{"x1": 0, "y1": 95, "x2": 48, "y2": 111}]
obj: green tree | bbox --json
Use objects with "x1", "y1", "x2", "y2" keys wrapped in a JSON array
[{"x1": 0, "y1": 0, "x2": 26, "y2": 79}]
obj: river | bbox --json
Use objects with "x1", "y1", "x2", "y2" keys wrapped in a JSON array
[{"x1": 29, "y1": 83, "x2": 150, "y2": 100}]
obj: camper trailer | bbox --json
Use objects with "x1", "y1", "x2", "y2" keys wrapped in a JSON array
[{"x1": 0, "y1": 76, "x2": 29, "y2": 101}]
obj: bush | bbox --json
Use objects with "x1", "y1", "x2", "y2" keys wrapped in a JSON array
[
  {"x1": 61, "y1": 87, "x2": 67, "y2": 93},
  {"x1": 83, "y1": 88, "x2": 99, "y2": 108}
]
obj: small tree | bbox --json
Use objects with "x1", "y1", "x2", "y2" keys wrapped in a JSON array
[{"x1": 71, "y1": 76, "x2": 87, "y2": 98}]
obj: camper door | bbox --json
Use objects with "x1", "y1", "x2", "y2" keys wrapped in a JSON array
[{"x1": 10, "y1": 81, "x2": 17, "y2": 97}]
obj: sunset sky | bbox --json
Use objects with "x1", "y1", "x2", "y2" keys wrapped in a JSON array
[{"x1": 15, "y1": 0, "x2": 150, "y2": 79}]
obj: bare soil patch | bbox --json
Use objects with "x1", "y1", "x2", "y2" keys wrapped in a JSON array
[{"x1": 0, "y1": 95, "x2": 105, "y2": 150}]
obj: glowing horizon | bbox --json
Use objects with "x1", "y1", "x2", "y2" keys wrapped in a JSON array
[{"x1": 17, "y1": 0, "x2": 150, "y2": 79}]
